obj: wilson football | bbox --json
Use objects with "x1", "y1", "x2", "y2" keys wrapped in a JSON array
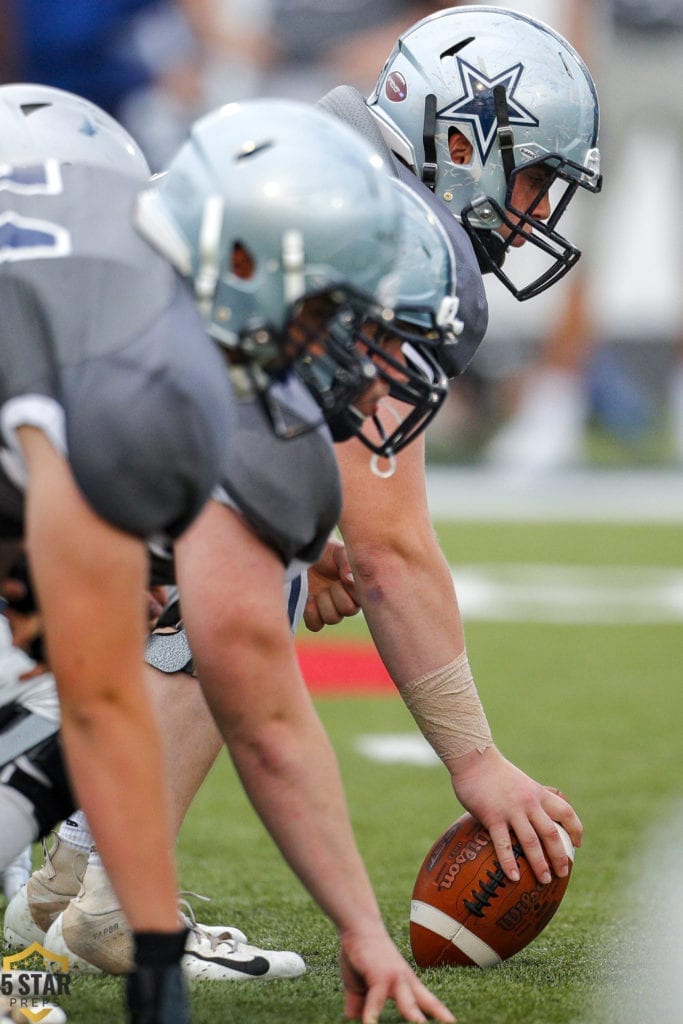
[{"x1": 410, "y1": 812, "x2": 574, "y2": 968}]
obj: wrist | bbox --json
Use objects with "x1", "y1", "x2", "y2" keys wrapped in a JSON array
[{"x1": 400, "y1": 651, "x2": 493, "y2": 765}]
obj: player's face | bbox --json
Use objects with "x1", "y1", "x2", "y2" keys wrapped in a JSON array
[
  {"x1": 350, "y1": 326, "x2": 404, "y2": 419},
  {"x1": 287, "y1": 295, "x2": 332, "y2": 353},
  {"x1": 500, "y1": 165, "x2": 553, "y2": 247},
  {"x1": 296, "y1": 297, "x2": 408, "y2": 418}
]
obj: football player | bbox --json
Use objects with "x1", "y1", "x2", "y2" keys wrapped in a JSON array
[
  {"x1": 0, "y1": 82, "x2": 235, "y2": 1024},
  {"x1": 0, "y1": 91, "x2": 456, "y2": 1024},
  {"x1": 308, "y1": 3, "x2": 602, "y2": 888}
]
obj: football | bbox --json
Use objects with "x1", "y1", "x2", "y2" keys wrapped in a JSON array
[{"x1": 410, "y1": 812, "x2": 574, "y2": 968}]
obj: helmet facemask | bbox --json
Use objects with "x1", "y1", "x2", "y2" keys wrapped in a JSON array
[
  {"x1": 462, "y1": 147, "x2": 602, "y2": 301},
  {"x1": 311, "y1": 308, "x2": 448, "y2": 459},
  {"x1": 431, "y1": 81, "x2": 602, "y2": 301},
  {"x1": 233, "y1": 285, "x2": 381, "y2": 442}
]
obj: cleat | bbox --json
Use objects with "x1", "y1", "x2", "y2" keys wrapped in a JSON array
[
  {"x1": 126, "y1": 963, "x2": 190, "y2": 1024},
  {"x1": 182, "y1": 930, "x2": 306, "y2": 981},
  {"x1": 3, "y1": 834, "x2": 87, "y2": 948},
  {"x1": 178, "y1": 895, "x2": 246, "y2": 946},
  {"x1": 44, "y1": 862, "x2": 130, "y2": 974},
  {"x1": 40, "y1": 865, "x2": 298, "y2": 980}
]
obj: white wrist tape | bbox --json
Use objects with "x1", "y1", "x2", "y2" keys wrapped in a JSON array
[{"x1": 400, "y1": 651, "x2": 493, "y2": 766}]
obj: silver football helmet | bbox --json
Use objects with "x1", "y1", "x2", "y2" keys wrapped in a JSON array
[
  {"x1": 367, "y1": 5, "x2": 602, "y2": 300},
  {"x1": 0, "y1": 83, "x2": 149, "y2": 180},
  {"x1": 136, "y1": 97, "x2": 402, "y2": 438},
  {"x1": 298, "y1": 177, "x2": 458, "y2": 458}
]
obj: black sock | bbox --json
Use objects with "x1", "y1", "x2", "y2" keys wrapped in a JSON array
[{"x1": 133, "y1": 929, "x2": 188, "y2": 967}]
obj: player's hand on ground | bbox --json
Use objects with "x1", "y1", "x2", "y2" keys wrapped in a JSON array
[
  {"x1": 447, "y1": 745, "x2": 582, "y2": 885},
  {"x1": 304, "y1": 537, "x2": 360, "y2": 632},
  {"x1": 339, "y1": 927, "x2": 455, "y2": 1024}
]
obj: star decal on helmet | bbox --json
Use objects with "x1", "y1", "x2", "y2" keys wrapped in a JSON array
[{"x1": 437, "y1": 58, "x2": 539, "y2": 164}]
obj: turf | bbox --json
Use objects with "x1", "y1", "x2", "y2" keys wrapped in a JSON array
[{"x1": 2, "y1": 520, "x2": 681, "y2": 1023}]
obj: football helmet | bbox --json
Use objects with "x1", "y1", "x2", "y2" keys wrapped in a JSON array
[
  {"x1": 136, "y1": 97, "x2": 402, "y2": 438},
  {"x1": 367, "y1": 5, "x2": 602, "y2": 300},
  {"x1": 0, "y1": 83, "x2": 149, "y2": 180},
  {"x1": 298, "y1": 176, "x2": 455, "y2": 458}
]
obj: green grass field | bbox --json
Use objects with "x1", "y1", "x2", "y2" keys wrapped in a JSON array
[{"x1": 2, "y1": 520, "x2": 681, "y2": 1023}]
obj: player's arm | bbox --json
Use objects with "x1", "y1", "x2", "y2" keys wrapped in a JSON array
[
  {"x1": 19, "y1": 426, "x2": 180, "y2": 932},
  {"x1": 336, "y1": 406, "x2": 582, "y2": 884},
  {"x1": 176, "y1": 498, "x2": 453, "y2": 1024}
]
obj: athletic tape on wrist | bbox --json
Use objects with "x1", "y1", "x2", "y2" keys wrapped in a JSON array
[{"x1": 400, "y1": 651, "x2": 493, "y2": 764}]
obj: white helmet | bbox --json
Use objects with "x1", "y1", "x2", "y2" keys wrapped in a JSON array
[
  {"x1": 0, "y1": 83, "x2": 149, "y2": 180},
  {"x1": 367, "y1": 5, "x2": 602, "y2": 299},
  {"x1": 136, "y1": 98, "x2": 403, "y2": 438},
  {"x1": 298, "y1": 176, "x2": 455, "y2": 458}
]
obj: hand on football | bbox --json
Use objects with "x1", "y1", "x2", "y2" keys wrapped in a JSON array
[{"x1": 446, "y1": 745, "x2": 582, "y2": 885}]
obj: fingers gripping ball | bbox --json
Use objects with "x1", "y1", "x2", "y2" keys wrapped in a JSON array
[{"x1": 410, "y1": 813, "x2": 574, "y2": 968}]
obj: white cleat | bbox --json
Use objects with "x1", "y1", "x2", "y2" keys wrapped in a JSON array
[
  {"x1": 40, "y1": 865, "x2": 301, "y2": 981},
  {"x1": 182, "y1": 929, "x2": 306, "y2": 981},
  {"x1": 3, "y1": 835, "x2": 87, "y2": 948},
  {"x1": 44, "y1": 862, "x2": 130, "y2": 974}
]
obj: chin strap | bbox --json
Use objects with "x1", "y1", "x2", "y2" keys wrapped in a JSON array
[
  {"x1": 421, "y1": 93, "x2": 438, "y2": 191},
  {"x1": 470, "y1": 226, "x2": 507, "y2": 272},
  {"x1": 493, "y1": 84, "x2": 515, "y2": 184},
  {"x1": 195, "y1": 194, "x2": 224, "y2": 318}
]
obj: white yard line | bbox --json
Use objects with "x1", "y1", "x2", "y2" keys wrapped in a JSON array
[
  {"x1": 450, "y1": 563, "x2": 683, "y2": 624},
  {"x1": 426, "y1": 467, "x2": 683, "y2": 523}
]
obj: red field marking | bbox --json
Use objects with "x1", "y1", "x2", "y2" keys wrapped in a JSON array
[{"x1": 296, "y1": 641, "x2": 396, "y2": 694}]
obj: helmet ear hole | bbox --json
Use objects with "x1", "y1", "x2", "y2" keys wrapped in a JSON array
[
  {"x1": 448, "y1": 128, "x2": 473, "y2": 166},
  {"x1": 232, "y1": 242, "x2": 255, "y2": 280}
]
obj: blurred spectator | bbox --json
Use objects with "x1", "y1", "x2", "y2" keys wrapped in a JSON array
[
  {"x1": 1, "y1": 2, "x2": 449, "y2": 165},
  {"x1": 251, "y1": 0, "x2": 444, "y2": 101},
  {"x1": 483, "y1": 0, "x2": 683, "y2": 471},
  {"x1": 2, "y1": 0, "x2": 208, "y2": 168}
]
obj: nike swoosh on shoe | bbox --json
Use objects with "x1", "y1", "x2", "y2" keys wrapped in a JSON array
[{"x1": 184, "y1": 951, "x2": 271, "y2": 976}]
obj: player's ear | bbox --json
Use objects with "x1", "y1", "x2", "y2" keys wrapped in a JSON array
[
  {"x1": 232, "y1": 242, "x2": 255, "y2": 279},
  {"x1": 449, "y1": 128, "x2": 473, "y2": 165}
]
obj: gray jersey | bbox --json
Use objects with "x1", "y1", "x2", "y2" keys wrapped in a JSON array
[
  {"x1": 0, "y1": 160, "x2": 235, "y2": 541},
  {"x1": 147, "y1": 373, "x2": 341, "y2": 675},
  {"x1": 151, "y1": 374, "x2": 341, "y2": 585},
  {"x1": 216, "y1": 375, "x2": 341, "y2": 571}
]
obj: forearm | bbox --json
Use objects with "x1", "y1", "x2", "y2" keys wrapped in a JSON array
[
  {"x1": 177, "y1": 503, "x2": 385, "y2": 934},
  {"x1": 225, "y1": 682, "x2": 384, "y2": 934},
  {"x1": 337, "y1": 431, "x2": 465, "y2": 684},
  {"x1": 350, "y1": 531, "x2": 465, "y2": 685},
  {"x1": 22, "y1": 429, "x2": 179, "y2": 931},
  {"x1": 193, "y1": 628, "x2": 384, "y2": 934}
]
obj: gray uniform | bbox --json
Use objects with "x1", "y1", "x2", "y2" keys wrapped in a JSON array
[
  {"x1": 0, "y1": 160, "x2": 235, "y2": 541},
  {"x1": 0, "y1": 161, "x2": 342, "y2": 836},
  {"x1": 147, "y1": 375, "x2": 341, "y2": 672}
]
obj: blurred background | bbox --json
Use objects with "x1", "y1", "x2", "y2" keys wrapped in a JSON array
[{"x1": 2, "y1": 0, "x2": 682, "y2": 477}]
